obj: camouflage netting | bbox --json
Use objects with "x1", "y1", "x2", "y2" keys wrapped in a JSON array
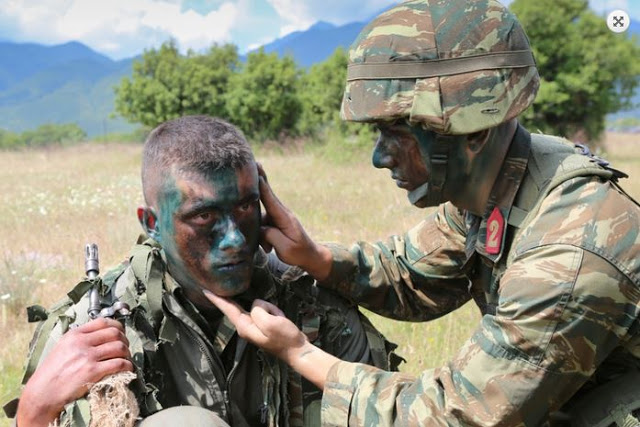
[
  {"x1": 87, "y1": 372, "x2": 139, "y2": 427},
  {"x1": 340, "y1": 0, "x2": 540, "y2": 134},
  {"x1": 49, "y1": 372, "x2": 139, "y2": 427}
]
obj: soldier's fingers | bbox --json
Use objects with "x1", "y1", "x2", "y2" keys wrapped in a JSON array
[
  {"x1": 260, "y1": 226, "x2": 274, "y2": 252},
  {"x1": 85, "y1": 325, "x2": 130, "y2": 347},
  {"x1": 202, "y1": 290, "x2": 270, "y2": 345},
  {"x1": 234, "y1": 312, "x2": 271, "y2": 346},
  {"x1": 252, "y1": 299, "x2": 285, "y2": 317},
  {"x1": 77, "y1": 317, "x2": 124, "y2": 334},
  {"x1": 96, "y1": 358, "x2": 135, "y2": 380},
  {"x1": 249, "y1": 305, "x2": 281, "y2": 338},
  {"x1": 257, "y1": 162, "x2": 268, "y2": 183},
  {"x1": 202, "y1": 289, "x2": 247, "y2": 322},
  {"x1": 261, "y1": 225, "x2": 290, "y2": 251},
  {"x1": 249, "y1": 303, "x2": 305, "y2": 352},
  {"x1": 259, "y1": 175, "x2": 291, "y2": 226},
  {"x1": 93, "y1": 340, "x2": 131, "y2": 362}
]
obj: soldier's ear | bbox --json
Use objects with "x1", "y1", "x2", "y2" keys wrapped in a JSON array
[
  {"x1": 466, "y1": 129, "x2": 490, "y2": 153},
  {"x1": 137, "y1": 206, "x2": 160, "y2": 240}
]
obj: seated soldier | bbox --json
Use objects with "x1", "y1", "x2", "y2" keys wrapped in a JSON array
[{"x1": 8, "y1": 115, "x2": 397, "y2": 427}]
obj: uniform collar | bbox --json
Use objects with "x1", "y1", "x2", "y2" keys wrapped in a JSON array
[{"x1": 465, "y1": 125, "x2": 532, "y2": 263}]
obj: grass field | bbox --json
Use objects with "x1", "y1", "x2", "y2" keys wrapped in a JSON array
[{"x1": 0, "y1": 132, "x2": 638, "y2": 425}]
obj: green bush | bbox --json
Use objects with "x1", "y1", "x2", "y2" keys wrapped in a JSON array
[
  {"x1": 225, "y1": 49, "x2": 301, "y2": 140},
  {"x1": 311, "y1": 121, "x2": 377, "y2": 164},
  {"x1": 511, "y1": 0, "x2": 640, "y2": 143},
  {"x1": 0, "y1": 123, "x2": 87, "y2": 149},
  {"x1": 115, "y1": 41, "x2": 239, "y2": 128},
  {"x1": 297, "y1": 47, "x2": 348, "y2": 135}
]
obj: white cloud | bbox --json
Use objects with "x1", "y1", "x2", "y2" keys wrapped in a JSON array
[
  {"x1": 1, "y1": 0, "x2": 636, "y2": 60},
  {"x1": 266, "y1": 0, "x2": 398, "y2": 36},
  {"x1": 0, "y1": 0, "x2": 239, "y2": 58},
  {"x1": 246, "y1": 35, "x2": 278, "y2": 51},
  {"x1": 267, "y1": 0, "x2": 311, "y2": 26}
]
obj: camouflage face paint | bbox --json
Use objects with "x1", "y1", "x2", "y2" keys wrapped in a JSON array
[
  {"x1": 372, "y1": 120, "x2": 459, "y2": 208},
  {"x1": 444, "y1": 125, "x2": 514, "y2": 215},
  {"x1": 155, "y1": 163, "x2": 260, "y2": 305},
  {"x1": 372, "y1": 121, "x2": 431, "y2": 193}
]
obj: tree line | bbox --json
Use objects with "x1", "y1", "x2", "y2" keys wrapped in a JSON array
[
  {"x1": 0, "y1": 0, "x2": 638, "y2": 149},
  {"x1": 114, "y1": 0, "x2": 639, "y2": 145},
  {"x1": 114, "y1": 41, "x2": 358, "y2": 142},
  {"x1": 0, "y1": 123, "x2": 86, "y2": 149}
]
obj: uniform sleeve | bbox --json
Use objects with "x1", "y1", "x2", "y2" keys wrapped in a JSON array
[
  {"x1": 13, "y1": 268, "x2": 140, "y2": 427},
  {"x1": 320, "y1": 245, "x2": 639, "y2": 426},
  {"x1": 10, "y1": 303, "x2": 95, "y2": 427},
  {"x1": 319, "y1": 202, "x2": 472, "y2": 320}
]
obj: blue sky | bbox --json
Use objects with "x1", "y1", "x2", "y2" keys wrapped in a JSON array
[{"x1": 0, "y1": 0, "x2": 637, "y2": 60}]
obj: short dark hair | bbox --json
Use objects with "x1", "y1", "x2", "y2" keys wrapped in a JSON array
[{"x1": 142, "y1": 115, "x2": 254, "y2": 204}]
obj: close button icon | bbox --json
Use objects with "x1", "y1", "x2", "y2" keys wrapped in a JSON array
[{"x1": 607, "y1": 10, "x2": 630, "y2": 33}]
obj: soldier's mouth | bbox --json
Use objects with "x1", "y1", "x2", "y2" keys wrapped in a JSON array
[
  {"x1": 392, "y1": 175, "x2": 411, "y2": 189},
  {"x1": 395, "y1": 179, "x2": 411, "y2": 189},
  {"x1": 216, "y1": 259, "x2": 247, "y2": 272}
]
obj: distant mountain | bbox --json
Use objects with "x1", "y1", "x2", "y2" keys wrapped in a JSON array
[
  {"x1": 0, "y1": 41, "x2": 112, "y2": 92},
  {"x1": 258, "y1": 20, "x2": 366, "y2": 67},
  {"x1": 0, "y1": 8, "x2": 637, "y2": 137},
  {"x1": 255, "y1": 4, "x2": 398, "y2": 66},
  {"x1": 0, "y1": 41, "x2": 136, "y2": 136},
  {"x1": 0, "y1": 20, "x2": 371, "y2": 136}
]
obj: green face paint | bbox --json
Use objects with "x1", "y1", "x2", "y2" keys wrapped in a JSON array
[
  {"x1": 155, "y1": 163, "x2": 260, "y2": 303},
  {"x1": 371, "y1": 121, "x2": 480, "y2": 208},
  {"x1": 372, "y1": 121, "x2": 431, "y2": 193}
]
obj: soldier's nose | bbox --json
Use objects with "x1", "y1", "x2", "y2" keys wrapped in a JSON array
[
  {"x1": 372, "y1": 136, "x2": 395, "y2": 169},
  {"x1": 218, "y1": 218, "x2": 246, "y2": 251}
]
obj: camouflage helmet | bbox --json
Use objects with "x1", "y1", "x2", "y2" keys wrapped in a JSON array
[{"x1": 340, "y1": 0, "x2": 540, "y2": 135}]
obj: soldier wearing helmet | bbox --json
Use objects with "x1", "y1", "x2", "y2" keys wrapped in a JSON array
[{"x1": 207, "y1": 0, "x2": 640, "y2": 426}]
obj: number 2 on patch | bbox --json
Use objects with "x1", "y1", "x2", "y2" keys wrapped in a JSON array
[{"x1": 486, "y1": 207, "x2": 504, "y2": 255}]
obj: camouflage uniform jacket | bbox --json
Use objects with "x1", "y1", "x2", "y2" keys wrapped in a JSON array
[
  {"x1": 318, "y1": 126, "x2": 640, "y2": 426},
  {"x1": 11, "y1": 238, "x2": 391, "y2": 427}
]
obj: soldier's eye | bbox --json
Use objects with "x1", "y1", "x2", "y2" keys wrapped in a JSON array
[
  {"x1": 190, "y1": 211, "x2": 217, "y2": 226},
  {"x1": 238, "y1": 198, "x2": 258, "y2": 214}
]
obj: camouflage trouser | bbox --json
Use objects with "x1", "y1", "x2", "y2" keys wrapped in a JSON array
[{"x1": 138, "y1": 406, "x2": 230, "y2": 426}]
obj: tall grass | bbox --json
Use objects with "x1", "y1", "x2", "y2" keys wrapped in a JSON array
[{"x1": 0, "y1": 133, "x2": 638, "y2": 425}]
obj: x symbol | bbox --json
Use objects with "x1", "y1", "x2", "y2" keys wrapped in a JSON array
[{"x1": 613, "y1": 16, "x2": 624, "y2": 27}]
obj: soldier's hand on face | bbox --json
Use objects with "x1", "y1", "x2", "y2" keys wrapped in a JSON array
[
  {"x1": 204, "y1": 289, "x2": 340, "y2": 390},
  {"x1": 257, "y1": 164, "x2": 333, "y2": 281},
  {"x1": 17, "y1": 317, "x2": 133, "y2": 427}
]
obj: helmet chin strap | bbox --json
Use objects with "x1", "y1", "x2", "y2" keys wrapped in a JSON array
[
  {"x1": 407, "y1": 181, "x2": 430, "y2": 206},
  {"x1": 407, "y1": 135, "x2": 450, "y2": 208}
]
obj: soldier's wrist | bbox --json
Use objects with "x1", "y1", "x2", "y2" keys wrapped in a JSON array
[
  {"x1": 16, "y1": 391, "x2": 61, "y2": 427},
  {"x1": 285, "y1": 340, "x2": 339, "y2": 390},
  {"x1": 18, "y1": 379, "x2": 66, "y2": 427},
  {"x1": 304, "y1": 244, "x2": 332, "y2": 282}
]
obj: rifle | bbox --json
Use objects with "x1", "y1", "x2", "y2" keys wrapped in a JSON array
[
  {"x1": 85, "y1": 243, "x2": 130, "y2": 319},
  {"x1": 84, "y1": 243, "x2": 139, "y2": 427}
]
